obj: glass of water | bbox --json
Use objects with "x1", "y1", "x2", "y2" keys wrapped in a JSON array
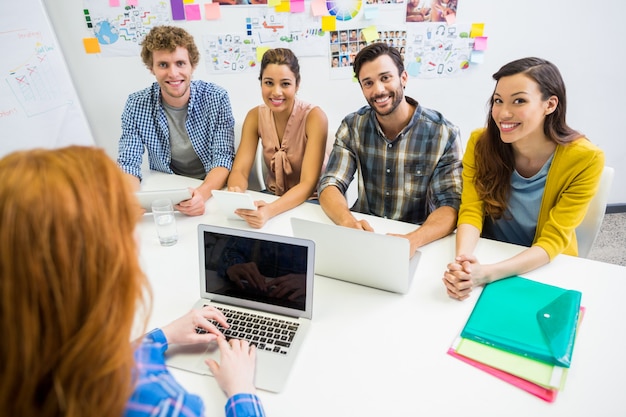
[{"x1": 151, "y1": 198, "x2": 178, "y2": 246}]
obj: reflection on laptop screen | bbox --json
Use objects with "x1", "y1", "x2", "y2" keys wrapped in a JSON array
[{"x1": 202, "y1": 231, "x2": 309, "y2": 312}]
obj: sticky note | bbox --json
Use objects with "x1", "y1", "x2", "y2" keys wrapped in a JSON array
[
  {"x1": 470, "y1": 50, "x2": 484, "y2": 63},
  {"x1": 204, "y1": 2, "x2": 220, "y2": 19},
  {"x1": 470, "y1": 23, "x2": 484, "y2": 38},
  {"x1": 407, "y1": 61, "x2": 422, "y2": 77},
  {"x1": 363, "y1": 4, "x2": 379, "y2": 20},
  {"x1": 321, "y1": 15, "x2": 336, "y2": 31},
  {"x1": 290, "y1": 0, "x2": 305, "y2": 13},
  {"x1": 183, "y1": 0, "x2": 194, "y2": 3},
  {"x1": 257, "y1": 46, "x2": 270, "y2": 61},
  {"x1": 126, "y1": 0, "x2": 138, "y2": 6},
  {"x1": 83, "y1": 37, "x2": 101, "y2": 54},
  {"x1": 310, "y1": 0, "x2": 327, "y2": 16},
  {"x1": 268, "y1": 0, "x2": 281, "y2": 7},
  {"x1": 185, "y1": 4, "x2": 201, "y2": 20},
  {"x1": 170, "y1": 0, "x2": 185, "y2": 20},
  {"x1": 109, "y1": 0, "x2": 120, "y2": 6},
  {"x1": 360, "y1": 25, "x2": 378, "y2": 42},
  {"x1": 473, "y1": 36, "x2": 488, "y2": 51},
  {"x1": 275, "y1": 0, "x2": 290, "y2": 12}
]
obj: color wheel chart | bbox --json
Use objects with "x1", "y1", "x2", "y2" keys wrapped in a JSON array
[{"x1": 326, "y1": 0, "x2": 362, "y2": 21}]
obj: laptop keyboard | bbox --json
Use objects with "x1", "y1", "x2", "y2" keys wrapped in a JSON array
[{"x1": 196, "y1": 305, "x2": 300, "y2": 355}]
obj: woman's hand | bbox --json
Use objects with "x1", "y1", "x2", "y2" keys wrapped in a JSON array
[{"x1": 161, "y1": 305, "x2": 229, "y2": 345}]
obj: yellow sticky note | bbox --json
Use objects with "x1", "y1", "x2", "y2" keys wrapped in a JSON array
[
  {"x1": 83, "y1": 37, "x2": 101, "y2": 54},
  {"x1": 204, "y1": 3, "x2": 220, "y2": 19},
  {"x1": 360, "y1": 25, "x2": 379, "y2": 42},
  {"x1": 470, "y1": 23, "x2": 484, "y2": 38},
  {"x1": 183, "y1": 0, "x2": 194, "y2": 3},
  {"x1": 256, "y1": 46, "x2": 270, "y2": 62},
  {"x1": 275, "y1": 0, "x2": 290, "y2": 12},
  {"x1": 321, "y1": 15, "x2": 336, "y2": 31}
]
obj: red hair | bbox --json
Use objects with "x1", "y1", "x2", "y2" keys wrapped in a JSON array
[{"x1": 0, "y1": 146, "x2": 150, "y2": 417}]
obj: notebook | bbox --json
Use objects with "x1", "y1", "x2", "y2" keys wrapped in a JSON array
[
  {"x1": 135, "y1": 188, "x2": 192, "y2": 211},
  {"x1": 290, "y1": 217, "x2": 420, "y2": 294},
  {"x1": 461, "y1": 276, "x2": 582, "y2": 367},
  {"x1": 164, "y1": 224, "x2": 315, "y2": 393}
]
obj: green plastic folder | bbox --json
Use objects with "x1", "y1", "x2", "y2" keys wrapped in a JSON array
[{"x1": 461, "y1": 276, "x2": 581, "y2": 367}]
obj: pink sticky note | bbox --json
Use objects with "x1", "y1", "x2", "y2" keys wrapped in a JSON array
[
  {"x1": 185, "y1": 4, "x2": 201, "y2": 20},
  {"x1": 204, "y1": 3, "x2": 220, "y2": 19},
  {"x1": 310, "y1": 0, "x2": 327, "y2": 16},
  {"x1": 109, "y1": 0, "x2": 120, "y2": 6},
  {"x1": 473, "y1": 36, "x2": 488, "y2": 51},
  {"x1": 290, "y1": 0, "x2": 305, "y2": 13}
]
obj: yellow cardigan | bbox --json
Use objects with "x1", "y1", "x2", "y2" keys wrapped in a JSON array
[{"x1": 458, "y1": 128, "x2": 605, "y2": 259}]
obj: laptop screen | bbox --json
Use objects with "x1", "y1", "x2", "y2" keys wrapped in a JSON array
[{"x1": 201, "y1": 228, "x2": 312, "y2": 313}]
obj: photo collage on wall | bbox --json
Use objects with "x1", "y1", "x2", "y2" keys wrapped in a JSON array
[{"x1": 329, "y1": 27, "x2": 407, "y2": 69}]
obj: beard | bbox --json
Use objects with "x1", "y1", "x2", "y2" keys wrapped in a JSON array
[{"x1": 367, "y1": 84, "x2": 404, "y2": 117}]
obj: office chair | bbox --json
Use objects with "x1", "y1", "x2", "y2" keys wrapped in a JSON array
[{"x1": 575, "y1": 166, "x2": 614, "y2": 258}]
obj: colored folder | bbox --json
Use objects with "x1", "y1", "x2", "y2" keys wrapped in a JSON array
[
  {"x1": 447, "y1": 347, "x2": 558, "y2": 402},
  {"x1": 461, "y1": 276, "x2": 581, "y2": 367},
  {"x1": 452, "y1": 337, "x2": 568, "y2": 389}
]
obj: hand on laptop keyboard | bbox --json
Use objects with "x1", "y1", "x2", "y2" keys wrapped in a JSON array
[
  {"x1": 196, "y1": 305, "x2": 299, "y2": 355},
  {"x1": 162, "y1": 305, "x2": 229, "y2": 345}
]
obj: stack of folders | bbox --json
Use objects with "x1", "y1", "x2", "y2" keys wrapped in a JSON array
[{"x1": 447, "y1": 276, "x2": 583, "y2": 402}]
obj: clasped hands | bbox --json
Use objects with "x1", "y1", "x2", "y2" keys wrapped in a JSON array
[{"x1": 442, "y1": 254, "x2": 489, "y2": 301}]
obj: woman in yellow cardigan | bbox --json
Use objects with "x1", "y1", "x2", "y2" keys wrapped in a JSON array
[{"x1": 442, "y1": 57, "x2": 604, "y2": 300}]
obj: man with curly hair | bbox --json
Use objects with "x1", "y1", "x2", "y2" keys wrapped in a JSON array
[{"x1": 118, "y1": 25, "x2": 235, "y2": 216}]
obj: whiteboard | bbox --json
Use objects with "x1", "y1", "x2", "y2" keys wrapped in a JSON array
[{"x1": 0, "y1": 0, "x2": 93, "y2": 157}]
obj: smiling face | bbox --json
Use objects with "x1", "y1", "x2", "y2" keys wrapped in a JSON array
[
  {"x1": 358, "y1": 54, "x2": 407, "y2": 117},
  {"x1": 491, "y1": 73, "x2": 557, "y2": 145},
  {"x1": 150, "y1": 46, "x2": 195, "y2": 108},
  {"x1": 261, "y1": 63, "x2": 298, "y2": 115}
]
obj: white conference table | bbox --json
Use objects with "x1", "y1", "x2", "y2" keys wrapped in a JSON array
[{"x1": 138, "y1": 172, "x2": 626, "y2": 417}]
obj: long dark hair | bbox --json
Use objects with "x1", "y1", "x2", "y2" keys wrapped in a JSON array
[{"x1": 475, "y1": 57, "x2": 582, "y2": 219}]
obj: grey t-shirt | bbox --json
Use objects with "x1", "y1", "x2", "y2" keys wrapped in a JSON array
[{"x1": 162, "y1": 101, "x2": 206, "y2": 180}]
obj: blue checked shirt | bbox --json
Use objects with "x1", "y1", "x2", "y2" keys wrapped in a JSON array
[
  {"x1": 125, "y1": 328, "x2": 266, "y2": 417},
  {"x1": 319, "y1": 97, "x2": 462, "y2": 224},
  {"x1": 118, "y1": 80, "x2": 235, "y2": 181}
]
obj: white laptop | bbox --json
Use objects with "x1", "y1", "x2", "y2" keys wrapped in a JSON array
[
  {"x1": 290, "y1": 217, "x2": 420, "y2": 294},
  {"x1": 135, "y1": 188, "x2": 192, "y2": 211},
  {"x1": 165, "y1": 224, "x2": 315, "y2": 393}
]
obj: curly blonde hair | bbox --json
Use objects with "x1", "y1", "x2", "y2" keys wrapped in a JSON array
[{"x1": 140, "y1": 25, "x2": 200, "y2": 69}]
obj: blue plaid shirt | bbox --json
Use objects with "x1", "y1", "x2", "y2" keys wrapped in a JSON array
[
  {"x1": 118, "y1": 80, "x2": 235, "y2": 181},
  {"x1": 125, "y1": 328, "x2": 266, "y2": 417},
  {"x1": 319, "y1": 96, "x2": 462, "y2": 224}
]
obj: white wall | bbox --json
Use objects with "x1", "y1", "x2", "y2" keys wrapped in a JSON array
[{"x1": 43, "y1": 0, "x2": 626, "y2": 204}]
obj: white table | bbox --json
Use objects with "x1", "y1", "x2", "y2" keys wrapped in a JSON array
[{"x1": 137, "y1": 174, "x2": 626, "y2": 417}]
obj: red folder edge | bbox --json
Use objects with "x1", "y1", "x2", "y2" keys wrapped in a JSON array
[{"x1": 447, "y1": 347, "x2": 558, "y2": 402}]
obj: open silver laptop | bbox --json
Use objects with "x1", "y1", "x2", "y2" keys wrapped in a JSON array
[
  {"x1": 165, "y1": 224, "x2": 315, "y2": 393},
  {"x1": 290, "y1": 217, "x2": 420, "y2": 294}
]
